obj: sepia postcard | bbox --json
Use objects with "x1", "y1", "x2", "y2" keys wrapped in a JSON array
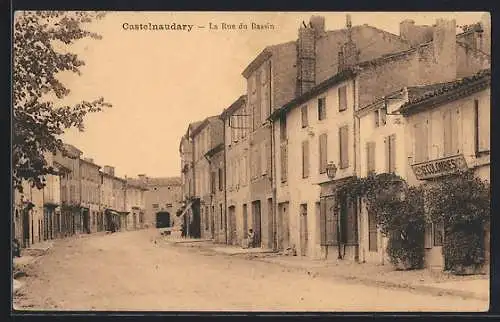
[{"x1": 12, "y1": 11, "x2": 491, "y2": 313}]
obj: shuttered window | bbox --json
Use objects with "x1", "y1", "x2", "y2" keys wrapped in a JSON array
[
  {"x1": 301, "y1": 105, "x2": 308, "y2": 128},
  {"x1": 414, "y1": 121, "x2": 428, "y2": 163},
  {"x1": 302, "y1": 140, "x2": 310, "y2": 178},
  {"x1": 339, "y1": 126, "x2": 349, "y2": 169},
  {"x1": 443, "y1": 107, "x2": 460, "y2": 157},
  {"x1": 280, "y1": 144, "x2": 288, "y2": 183},
  {"x1": 475, "y1": 99, "x2": 490, "y2": 154},
  {"x1": 385, "y1": 134, "x2": 396, "y2": 173},
  {"x1": 279, "y1": 115, "x2": 287, "y2": 141},
  {"x1": 318, "y1": 97, "x2": 326, "y2": 120},
  {"x1": 368, "y1": 210, "x2": 378, "y2": 251},
  {"x1": 319, "y1": 133, "x2": 328, "y2": 174},
  {"x1": 338, "y1": 86, "x2": 347, "y2": 112},
  {"x1": 366, "y1": 141, "x2": 376, "y2": 175}
]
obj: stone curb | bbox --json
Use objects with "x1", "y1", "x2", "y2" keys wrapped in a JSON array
[{"x1": 254, "y1": 257, "x2": 489, "y2": 301}]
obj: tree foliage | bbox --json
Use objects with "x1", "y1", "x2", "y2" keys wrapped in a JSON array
[
  {"x1": 425, "y1": 170, "x2": 490, "y2": 273},
  {"x1": 13, "y1": 11, "x2": 111, "y2": 193},
  {"x1": 336, "y1": 173, "x2": 426, "y2": 269}
]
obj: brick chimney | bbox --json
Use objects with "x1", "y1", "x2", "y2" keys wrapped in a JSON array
[
  {"x1": 433, "y1": 18, "x2": 457, "y2": 82},
  {"x1": 103, "y1": 165, "x2": 115, "y2": 176},
  {"x1": 296, "y1": 16, "x2": 320, "y2": 96},
  {"x1": 338, "y1": 14, "x2": 359, "y2": 72},
  {"x1": 400, "y1": 19, "x2": 434, "y2": 47}
]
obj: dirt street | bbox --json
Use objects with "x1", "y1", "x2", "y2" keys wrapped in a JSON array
[{"x1": 13, "y1": 229, "x2": 488, "y2": 312}]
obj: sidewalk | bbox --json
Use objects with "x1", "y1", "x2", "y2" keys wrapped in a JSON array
[
  {"x1": 170, "y1": 238, "x2": 489, "y2": 301},
  {"x1": 254, "y1": 255, "x2": 489, "y2": 301}
]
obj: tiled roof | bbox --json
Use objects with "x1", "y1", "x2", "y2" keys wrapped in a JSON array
[
  {"x1": 145, "y1": 177, "x2": 182, "y2": 187},
  {"x1": 399, "y1": 69, "x2": 490, "y2": 114}
]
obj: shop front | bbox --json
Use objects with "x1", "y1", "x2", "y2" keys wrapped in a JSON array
[{"x1": 410, "y1": 153, "x2": 489, "y2": 271}]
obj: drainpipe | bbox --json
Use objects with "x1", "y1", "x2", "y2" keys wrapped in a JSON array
[
  {"x1": 269, "y1": 61, "x2": 278, "y2": 252},
  {"x1": 222, "y1": 121, "x2": 228, "y2": 245},
  {"x1": 352, "y1": 76, "x2": 361, "y2": 263}
]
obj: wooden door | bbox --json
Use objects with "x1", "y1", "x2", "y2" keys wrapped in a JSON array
[
  {"x1": 252, "y1": 201, "x2": 261, "y2": 247},
  {"x1": 300, "y1": 204, "x2": 308, "y2": 256}
]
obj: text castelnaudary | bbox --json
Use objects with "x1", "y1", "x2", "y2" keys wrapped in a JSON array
[{"x1": 122, "y1": 23, "x2": 194, "y2": 32}]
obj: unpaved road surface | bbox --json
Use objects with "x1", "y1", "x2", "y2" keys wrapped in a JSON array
[{"x1": 13, "y1": 229, "x2": 488, "y2": 312}]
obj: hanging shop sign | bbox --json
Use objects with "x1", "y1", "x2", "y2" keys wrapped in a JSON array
[{"x1": 411, "y1": 154, "x2": 468, "y2": 180}]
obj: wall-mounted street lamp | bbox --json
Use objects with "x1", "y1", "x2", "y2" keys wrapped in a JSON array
[{"x1": 326, "y1": 162, "x2": 338, "y2": 180}]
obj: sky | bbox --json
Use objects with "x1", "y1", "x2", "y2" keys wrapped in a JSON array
[{"x1": 51, "y1": 11, "x2": 487, "y2": 178}]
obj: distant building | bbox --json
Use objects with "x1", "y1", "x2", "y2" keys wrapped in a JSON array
[
  {"x1": 124, "y1": 178, "x2": 147, "y2": 230},
  {"x1": 80, "y1": 157, "x2": 101, "y2": 233},
  {"x1": 138, "y1": 175, "x2": 182, "y2": 229}
]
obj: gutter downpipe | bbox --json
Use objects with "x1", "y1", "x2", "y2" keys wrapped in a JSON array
[
  {"x1": 269, "y1": 60, "x2": 278, "y2": 252},
  {"x1": 352, "y1": 75, "x2": 362, "y2": 263},
  {"x1": 222, "y1": 120, "x2": 228, "y2": 245}
]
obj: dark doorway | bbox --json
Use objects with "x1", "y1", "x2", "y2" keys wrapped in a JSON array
[
  {"x1": 252, "y1": 200, "x2": 262, "y2": 247},
  {"x1": 277, "y1": 202, "x2": 290, "y2": 251},
  {"x1": 23, "y1": 209, "x2": 30, "y2": 248},
  {"x1": 83, "y1": 209, "x2": 90, "y2": 233},
  {"x1": 228, "y1": 206, "x2": 237, "y2": 245},
  {"x1": 156, "y1": 212, "x2": 171, "y2": 228}
]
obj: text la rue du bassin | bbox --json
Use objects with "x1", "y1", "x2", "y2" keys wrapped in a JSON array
[{"x1": 209, "y1": 22, "x2": 275, "y2": 30}]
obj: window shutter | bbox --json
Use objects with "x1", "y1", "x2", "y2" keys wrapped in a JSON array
[
  {"x1": 280, "y1": 144, "x2": 288, "y2": 182},
  {"x1": 339, "y1": 126, "x2": 349, "y2": 169},
  {"x1": 302, "y1": 141, "x2": 310, "y2": 178},
  {"x1": 477, "y1": 99, "x2": 490, "y2": 152},
  {"x1": 325, "y1": 196, "x2": 338, "y2": 245},
  {"x1": 261, "y1": 142, "x2": 267, "y2": 175},
  {"x1": 389, "y1": 134, "x2": 396, "y2": 173},
  {"x1": 338, "y1": 86, "x2": 347, "y2": 112},
  {"x1": 319, "y1": 133, "x2": 328, "y2": 174},
  {"x1": 301, "y1": 105, "x2": 308, "y2": 128},
  {"x1": 366, "y1": 142, "x2": 375, "y2": 174},
  {"x1": 320, "y1": 198, "x2": 327, "y2": 245},
  {"x1": 443, "y1": 110, "x2": 452, "y2": 156}
]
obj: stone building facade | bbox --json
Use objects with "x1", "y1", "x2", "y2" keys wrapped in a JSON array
[
  {"x1": 80, "y1": 157, "x2": 101, "y2": 233},
  {"x1": 221, "y1": 95, "x2": 250, "y2": 246}
]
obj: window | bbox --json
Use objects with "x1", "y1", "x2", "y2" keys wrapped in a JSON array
[
  {"x1": 204, "y1": 207, "x2": 209, "y2": 230},
  {"x1": 368, "y1": 210, "x2": 378, "y2": 251},
  {"x1": 302, "y1": 140, "x2": 310, "y2": 178},
  {"x1": 385, "y1": 134, "x2": 396, "y2": 173},
  {"x1": 433, "y1": 221, "x2": 444, "y2": 247},
  {"x1": 318, "y1": 97, "x2": 326, "y2": 120},
  {"x1": 279, "y1": 115, "x2": 287, "y2": 141},
  {"x1": 338, "y1": 86, "x2": 347, "y2": 112},
  {"x1": 280, "y1": 144, "x2": 288, "y2": 183},
  {"x1": 414, "y1": 120, "x2": 429, "y2": 163},
  {"x1": 220, "y1": 204, "x2": 223, "y2": 229},
  {"x1": 218, "y1": 168, "x2": 223, "y2": 191},
  {"x1": 339, "y1": 126, "x2": 349, "y2": 169},
  {"x1": 319, "y1": 133, "x2": 328, "y2": 174},
  {"x1": 152, "y1": 203, "x2": 159, "y2": 209},
  {"x1": 366, "y1": 141, "x2": 376, "y2": 175},
  {"x1": 474, "y1": 99, "x2": 490, "y2": 155},
  {"x1": 301, "y1": 105, "x2": 308, "y2": 128},
  {"x1": 210, "y1": 171, "x2": 216, "y2": 194},
  {"x1": 380, "y1": 106, "x2": 387, "y2": 126},
  {"x1": 443, "y1": 108, "x2": 459, "y2": 157}
]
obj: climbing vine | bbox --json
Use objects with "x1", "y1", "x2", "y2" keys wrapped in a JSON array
[
  {"x1": 425, "y1": 170, "x2": 490, "y2": 274},
  {"x1": 335, "y1": 173, "x2": 426, "y2": 270}
]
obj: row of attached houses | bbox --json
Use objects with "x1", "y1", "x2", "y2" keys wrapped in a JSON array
[
  {"x1": 13, "y1": 143, "x2": 149, "y2": 249},
  {"x1": 178, "y1": 14, "x2": 490, "y2": 271}
]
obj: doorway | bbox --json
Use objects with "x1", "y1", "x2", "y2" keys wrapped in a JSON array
[
  {"x1": 252, "y1": 201, "x2": 262, "y2": 247},
  {"x1": 23, "y1": 209, "x2": 30, "y2": 248},
  {"x1": 228, "y1": 206, "x2": 237, "y2": 245},
  {"x1": 242, "y1": 204, "x2": 248, "y2": 242},
  {"x1": 156, "y1": 212, "x2": 171, "y2": 228},
  {"x1": 277, "y1": 202, "x2": 290, "y2": 251},
  {"x1": 300, "y1": 204, "x2": 308, "y2": 256}
]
